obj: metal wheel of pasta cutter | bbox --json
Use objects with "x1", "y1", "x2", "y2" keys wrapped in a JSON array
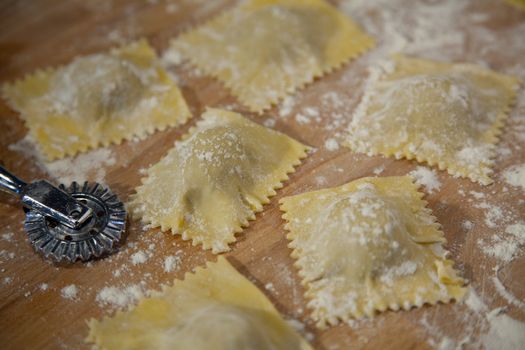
[{"x1": 0, "y1": 165, "x2": 126, "y2": 262}]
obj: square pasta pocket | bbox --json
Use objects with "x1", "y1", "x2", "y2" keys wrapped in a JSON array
[
  {"x1": 130, "y1": 108, "x2": 309, "y2": 253},
  {"x1": 87, "y1": 257, "x2": 313, "y2": 350},
  {"x1": 170, "y1": 0, "x2": 374, "y2": 113},
  {"x1": 280, "y1": 176, "x2": 466, "y2": 328},
  {"x1": 2, "y1": 40, "x2": 191, "y2": 160},
  {"x1": 344, "y1": 55, "x2": 519, "y2": 185}
]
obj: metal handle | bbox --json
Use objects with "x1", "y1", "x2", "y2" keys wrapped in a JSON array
[
  {"x1": 0, "y1": 164, "x2": 27, "y2": 196},
  {"x1": 0, "y1": 165, "x2": 92, "y2": 228}
]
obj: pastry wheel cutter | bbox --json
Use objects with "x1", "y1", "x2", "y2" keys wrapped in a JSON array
[{"x1": 0, "y1": 165, "x2": 126, "y2": 262}]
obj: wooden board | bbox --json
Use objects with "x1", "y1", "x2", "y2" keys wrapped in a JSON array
[{"x1": 0, "y1": 0, "x2": 524, "y2": 349}]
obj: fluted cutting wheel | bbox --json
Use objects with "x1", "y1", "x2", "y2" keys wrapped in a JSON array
[{"x1": 24, "y1": 181, "x2": 126, "y2": 262}]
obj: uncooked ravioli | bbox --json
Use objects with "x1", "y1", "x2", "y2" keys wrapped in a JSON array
[
  {"x1": 2, "y1": 39, "x2": 191, "y2": 160},
  {"x1": 169, "y1": 0, "x2": 374, "y2": 113},
  {"x1": 344, "y1": 55, "x2": 519, "y2": 185},
  {"x1": 87, "y1": 257, "x2": 313, "y2": 350},
  {"x1": 130, "y1": 108, "x2": 309, "y2": 253},
  {"x1": 280, "y1": 176, "x2": 466, "y2": 328}
]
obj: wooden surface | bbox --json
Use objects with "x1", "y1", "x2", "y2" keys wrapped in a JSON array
[{"x1": 0, "y1": 1, "x2": 524, "y2": 349}]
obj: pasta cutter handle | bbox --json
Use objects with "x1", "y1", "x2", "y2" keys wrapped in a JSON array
[
  {"x1": 0, "y1": 164, "x2": 26, "y2": 195},
  {"x1": 0, "y1": 165, "x2": 92, "y2": 229}
]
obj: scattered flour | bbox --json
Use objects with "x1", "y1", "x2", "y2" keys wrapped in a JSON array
[
  {"x1": 492, "y1": 273, "x2": 525, "y2": 309},
  {"x1": 469, "y1": 191, "x2": 485, "y2": 200},
  {"x1": 263, "y1": 118, "x2": 276, "y2": 128},
  {"x1": 96, "y1": 284, "x2": 145, "y2": 309},
  {"x1": 163, "y1": 254, "x2": 182, "y2": 273},
  {"x1": 0, "y1": 250, "x2": 15, "y2": 260},
  {"x1": 7, "y1": 135, "x2": 40, "y2": 162},
  {"x1": 497, "y1": 147, "x2": 512, "y2": 158},
  {"x1": 462, "y1": 289, "x2": 525, "y2": 349},
  {"x1": 462, "y1": 220, "x2": 474, "y2": 230},
  {"x1": 286, "y1": 318, "x2": 315, "y2": 342},
  {"x1": 480, "y1": 222, "x2": 525, "y2": 263},
  {"x1": 435, "y1": 337, "x2": 455, "y2": 350},
  {"x1": 264, "y1": 282, "x2": 276, "y2": 294},
  {"x1": 278, "y1": 96, "x2": 296, "y2": 118},
  {"x1": 315, "y1": 176, "x2": 328, "y2": 186},
  {"x1": 106, "y1": 28, "x2": 124, "y2": 44},
  {"x1": 39, "y1": 283, "x2": 49, "y2": 291},
  {"x1": 295, "y1": 113, "x2": 310, "y2": 124},
  {"x1": 131, "y1": 250, "x2": 148, "y2": 265},
  {"x1": 474, "y1": 202, "x2": 504, "y2": 228},
  {"x1": 161, "y1": 47, "x2": 184, "y2": 66},
  {"x1": 503, "y1": 164, "x2": 525, "y2": 190},
  {"x1": 293, "y1": 106, "x2": 323, "y2": 125},
  {"x1": 464, "y1": 288, "x2": 487, "y2": 314},
  {"x1": 324, "y1": 138, "x2": 340, "y2": 151},
  {"x1": 279, "y1": 96, "x2": 295, "y2": 118},
  {"x1": 409, "y1": 166, "x2": 441, "y2": 193},
  {"x1": 1, "y1": 233, "x2": 14, "y2": 242},
  {"x1": 44, "y1": 148, "x2": 116, "y2": 185},
  {"x1": 372, "y1": 165, "x2": 385, "y2": 175},
  {"x1": 481, "y1": 308, "x2": 525, "y2": 350},
  {"x1": 61, "y1": 284, "x2": 78, "y2": 300},
  {"x1": 340, "y1": 0, "x2": 469, "y2": 61}
]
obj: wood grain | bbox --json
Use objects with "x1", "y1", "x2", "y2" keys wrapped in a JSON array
[{"x1": 0, "y1": 1, "x2": 524, "y2": 349}]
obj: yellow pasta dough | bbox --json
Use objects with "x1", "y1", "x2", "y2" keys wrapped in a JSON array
[
  {"x1": 170, "y1": 0, "x2": 374, "y2": 113},
  {"x1": 506, "y1": 0, "x2": 525, "y2": 10},
  {"x1": 344, "y1": 55, "x2": 519, "y2": 185},
  {"x1": 280, "y1": 176, "x2": 466, "y2": 328},
  {"x1": 130, "y1": 108, "x2": 308, "y2": 253},
  {"x1": 2, "y1": 39, "x2": 191, "y2": 160},
  {"x1": 87, "y1": 257, "x2": 313, "y2": 350}
]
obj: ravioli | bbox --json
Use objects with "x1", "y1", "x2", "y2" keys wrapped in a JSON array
[
  {"x1": 2, "y1": 40, "x2": 191, "y2": 160},
  {"x1": 169, "y1": 0, "x2": 374, "y2": 113},
  {"x1": 130, "y1": 108, "x2": 308, "y2": 253},
  {"x1": 280, "y1": 176, "x2": 466, "y2": 328},
  {"x1": 344, "y1": 55, "x2": 519, "y2": 185},
  {"x1": 87, "y1": 257, "x2": 313, "y2": 350}
]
